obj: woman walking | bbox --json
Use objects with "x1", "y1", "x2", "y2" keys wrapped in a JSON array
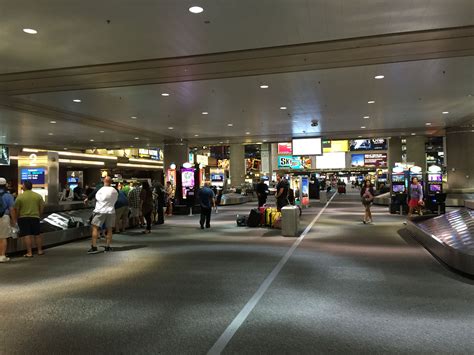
[
  {"x1": 408, "y1": 177, "x2": 424, "y2": 218},
  {"x1": 361, "y1": 180, "x2": 375, "y2": 224},
  {"x1": 140, "y1": 181, "x2": 154, "y2": 234}
]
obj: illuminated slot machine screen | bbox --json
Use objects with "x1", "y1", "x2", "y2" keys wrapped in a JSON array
[
  {"x1": 181, "y1": 168, "x2": 195, "y2": 199},
  {"x1": 392, "y1": 184, "x2": 405, "y2": 193},
  {"x1": 429, "y1": 184, "x2": 442, "y2": 193}
]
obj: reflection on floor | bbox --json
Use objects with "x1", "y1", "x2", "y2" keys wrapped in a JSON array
[{"x1": 1, "y1": 191, "x2": 473, "y2": 354}]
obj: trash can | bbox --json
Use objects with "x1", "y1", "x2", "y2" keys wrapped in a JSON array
[
  {"x1": 320, "y1": 190, "x2": 327, "y2": 204},
  {"x1": 282, "y1": 206, "x2": 299, "y2": 237}
]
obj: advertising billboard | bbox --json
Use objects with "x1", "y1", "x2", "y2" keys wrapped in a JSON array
[
  {"x1": 292, "y1": 137, "x2": 322, "y2": 156},
  {"x1": 315, "y1": 152, "x2": 346, "y2": 169},
  {"x1": 277, "y1": 142, "x2": 292, "y2": 155},
  {"x1": 322, "y1": 140, "x2": 349, "y2": 153},
  {"x1": 351, "y1": 154, "x2": 365, "y2": 167},
  {"x1": 364, "y1": 153, "x2": 387, "y2": 167},
  {"x1": 0, "y1": 145, "x2": 9, "y2": 166},
  {"x1": 350, "y1": 138, "x2": 387, "y2": 151}
]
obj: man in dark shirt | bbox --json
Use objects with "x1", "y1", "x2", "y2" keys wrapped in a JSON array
[
  {"x1": 275, "y1": 174, "x2": 289, "y2": 211},
  {"x1": 198, "y1": 183, "x2": 215, "y2": 229},
  {"x1": 256, "y1": 179, "x2": 269, "y2": 207},
  {"x1": 73, "y1": 183, "x2": 84, "y2": 201}
]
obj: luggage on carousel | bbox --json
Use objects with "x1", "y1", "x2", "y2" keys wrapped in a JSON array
[{"x1": 247, "y1": 208, "x2": 261, "y2": 227}]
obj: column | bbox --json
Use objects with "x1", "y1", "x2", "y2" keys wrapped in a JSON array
[
  {"x1": 387, "y1": 137, "x2": 402, "y2": 171},
  {"x1": 260, "y1": 143, "x2": 271, "y2": 177},
  {"x1": 445, "y1": 126, "x2": 474, "y2": 192},
  {"x1": 405, "y1": 136, "x2": 426, "y2": 169},
  {"x1": 270, "y1": 143, "x2": 278, "y2": 175},
  {"x1": 229, "y1": 143, "x2": 245, "y2": 187},
  {"x1": 163, "y1": 141, "x2": 189, "y2": 172}
]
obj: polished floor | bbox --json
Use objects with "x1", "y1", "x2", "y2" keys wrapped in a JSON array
[{"x1": 1, "y1": 191, "x2": 473, "y2": 354}]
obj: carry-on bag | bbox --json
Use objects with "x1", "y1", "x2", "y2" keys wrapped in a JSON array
[{"x1": 247, "y1": 209, "x2": 261, "y2": 227}]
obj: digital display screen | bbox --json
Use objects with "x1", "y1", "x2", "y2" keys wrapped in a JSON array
[
  {"x1": 429, "y1": 184, "x2": 441, "y2": 192},
  {"x1": 277, "y1": 143, "x2": 292, "y2": 155},
  {"x1": 392, "y1": 175, "x2": 405, "y2": 182},
  {"x1": 351, "y1": 154, "x2": 365, "y2": 167},
  {"x1": 181, "y1": 168, "x2": 195, "y2": 199},
  {"x1": 350, "y1": 138, "x2": 387, "y2": 151},
  {"x1": 428, "y1": 174, "x2": 442, "y2": 182},
  {"x1": 392, "y1": 185, "x2": 405, "y2": 193},
  {"x1": 316, "y1": 152, "x2": 346, "y2": 169},
  {"x1": 211, "y1": 173, "x2": 224, "y2": 182},
  {"x1": 323, "y1": 140, "x2": 349, "y2": 153},
  {"x1": 0, "y1": 145, "x2": 9, "y2": 166},
  {"x1": 364, "y1": 153, "x2": 387, "y2": 167},
  {"x1": 292, "y1": 138, "x2": 322, "y2": 156},
  {"x1": 67, "y1": 177, "x2": 79, "y2": 184},
  {"x1": 21, "y1": 168, "x2": 46, "y2": 184}
]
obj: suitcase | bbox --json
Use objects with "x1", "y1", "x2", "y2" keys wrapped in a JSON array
[
  {"x1": 281, "y1": 206, "x2": 299, "y2": 237},
  {"x1": 271, "y1": 211, "x2": 282, "y2": 228},
  {"x1": 258, "y1": 207, "x2": 267, "y2": 225},
  {"x1": 338, "y1": 186, "x2": 346, "y2": 194},
  {"x1": 265, "y1": 207, "x2": 278, "y2": 227},
  {"x1": 247, "y1": 209, "x2": 261, "y2": 227}
]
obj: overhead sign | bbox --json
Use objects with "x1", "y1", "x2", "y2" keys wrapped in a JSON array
[
  {"x1": 316, "y1": 152, "x2": 346, "y2": 169},
  {"x1": 350, "y1": 138, "x2": 387, "y2": 151},
  {"x1": 0, "y1": 145, "x2": 10, "y2": 166},
  {"x1": 351, "y1": 154, "x2": 365, "y2": 167},
  {"x1": 292, "y1": 137, "x2": 322, "y2": 156},
  {"x1": 364, "y1": 153, "x2": 387, "y2": 167},
  {"x1": 322, "y1": 140, "x2": 349, "y2": 153},
  {"x1": 277, "y1": 142, "x2": 292, "y2": 155},
  {"x1": 278, "y1": 156, "x2": 311, "y2": 170}
]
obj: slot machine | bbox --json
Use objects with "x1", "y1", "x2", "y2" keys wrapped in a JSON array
[
  {"x1": 390, "y1": 166, "x2": 407, "y2": 215},
  {"x1": 425, "y1": 165, "x2": 446, "y2": 214}
]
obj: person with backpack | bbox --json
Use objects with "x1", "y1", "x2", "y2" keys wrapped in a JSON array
[{"x1": 0, "y1": 178, "x2": 15, "y2": 262}]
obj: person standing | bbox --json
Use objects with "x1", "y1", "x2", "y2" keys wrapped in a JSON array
[
  {"x1": 154, "y1": 182, "x2": 165, "y2": 225},
  {"x1": 198, "y1": 183, "x2": 215, "y2": 229},
  {"x1": 88, "y1": 176, "x2": 118, "y2": 254},
  {"x1": 0, "y1": 178, "x2": 15, "y2": 262},
  {"x1": 256, "y1": 179, "x2": 269, "y2": 207},
  {"x1": 275, "y1": 174, "x2": 289, "y2": 211},
  {"x1": 13, "y1": 180, "x2": 45, "y2": 258},
  {"x1": 128, "y1": 182, "x2": 142, "y2": 228},
  {"x1": 73, "y1": 183, "x2": 84, "y2": 201},
  {"x1": 408, "y1": 177, "x2": 424, "y2": 218},
  {"x1": 165, "y1": 181, "x2": 175, "y2": 216},
  {"x1": 361, "y1": 180, "x2": 375, "y2": 224},
  {"x1": 140, "y1": 181, "x2": 154, "y2": 234},
  {"x1": 114, "y1": 186, "x2": 129, "y2": 233}
]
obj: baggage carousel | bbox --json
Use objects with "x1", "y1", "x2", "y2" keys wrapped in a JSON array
[{"x1": 406, "y1": 208, "x2": 474, "y2": 276}]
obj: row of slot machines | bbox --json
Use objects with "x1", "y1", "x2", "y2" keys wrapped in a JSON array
[{"x1": 390, "y1": 166, "x2": 445, "y2": 215}]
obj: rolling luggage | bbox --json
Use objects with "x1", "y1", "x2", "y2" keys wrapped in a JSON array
[
  {"x1": 236, "y1": 215, "x2": 248, "y2": 227},
  {"x1": 281, "y1": 206, "x2": 299, "y2": 237},
  {"x1": 265, "y1": 207, "x2": 278, "y2": 227},
  {"x1": 338, "y1": 186, "x2": 346, "y2": 194},
  {"x1": 247, "y1": 209, "x2": 261, "y2": 227}
]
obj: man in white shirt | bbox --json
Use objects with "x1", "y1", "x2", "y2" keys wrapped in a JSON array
[{"x1": 88, "y1": 176, "x2": 118, "y2": 254}]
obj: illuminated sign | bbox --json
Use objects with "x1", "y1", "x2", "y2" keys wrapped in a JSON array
[
  {"x1": 0, "y1": 145, "x2": 9, "y2": 166},
  {"x1": 278, "y1": 156, "x2": 311, "y2": 170},
  {"x1": 364, "y1": 153, "x2": 387, "y2": 167},
  {"x1": 350, "y1": 139, "x2": 387, "y2": 151},
  {"x1": 292, "y1": 138, "x2": 322, "y2": 156},
  {"x1": 322, "y1": 140, "x2": 349, "y2": 153},
  {"x1": 21, "y1": 168, "x2": 46, "y2": 184},
  {"x1": 277, "y1": 142, "x2": 292, "y2": 155},
  {"x1": 351, "y1": 154, "x2": 365, "y2": 167}
]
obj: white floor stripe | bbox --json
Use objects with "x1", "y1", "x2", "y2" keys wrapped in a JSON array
[{"x1": 207, "y1": 193, "x2": 337, "y2": 355}]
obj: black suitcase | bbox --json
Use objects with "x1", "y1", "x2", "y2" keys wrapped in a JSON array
[
  {"x1": 236, "y1": 215, "x2": 248, "y2": 227},
  {"x1": 247, "y1": 209, "x2": 261, "y2": 227}
]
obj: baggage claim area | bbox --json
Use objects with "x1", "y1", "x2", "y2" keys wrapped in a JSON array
[{"x1": 0, "y1": 2, "x2": 473, "y2": 354}]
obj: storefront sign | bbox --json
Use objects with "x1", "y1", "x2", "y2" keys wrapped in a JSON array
[
  {"x1": 277, "y1": 156, "x2": 312, "y2": 170},
  {"x1": 277, "y1": 142, "x2": 292, "y2": 155}
]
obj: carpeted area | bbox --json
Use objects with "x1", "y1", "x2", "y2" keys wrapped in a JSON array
[{"x1": 0, "y1": 191, "x2": 472, "y2": 354}]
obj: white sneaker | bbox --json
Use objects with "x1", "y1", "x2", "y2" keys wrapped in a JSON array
[{"x1": 0, "y1": 256, "x2": 10, "y2": 263}]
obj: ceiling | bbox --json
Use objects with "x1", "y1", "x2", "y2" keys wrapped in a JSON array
[{"x1": 0, "y1": 0, "x2": 473, "y2": 149}]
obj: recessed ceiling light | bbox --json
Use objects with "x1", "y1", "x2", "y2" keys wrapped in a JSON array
[
  {"x1": 260, "y1": 85, "x2": 269, "y2": 89},
  {"x1": 194, "y1": 134, "x2": 199, "y2": 137},
  {"x1": 168, "y1": 126, "x2": 174, "y2": 130},
  {"x1": 161, "y1": 93, "x2": 170, "y2": 97},
  {"x1": 14, "y1": 143, "x2": 18, "y2": 145},
  {"x1": 23, "y1": 28, "x2": 37, "y2": 34},
  {"x1": 202, "y1": 111, "x2": 208, "y2": 115},
  {"x1": 64, "y1": 148, "x2": 68, "y2": 150},
  {"x1": 189, "y1": 6, "x2": 204, "y2": 13},
  {"x1": 48, "y1": 133, "x2": 53, "y2": 136},
  {"x1": 245, "y1": 132, "x2": 250, "y2": 135},
  {"x1": 219, "y1": 141, "x2": 224, "y2": 144},
  {"x1": 90, "y1": 139, "x2": 94, "y2": 142},
  {"x1": 425, "y1": 122, "x2": 432, "y2": 126},
  {"x1": 130, "y1": 116, "x2": 137, "y2": 119},
  {"x1": 50, "y1": 120, "x2": 56, "y2": 124},
  {"x1": 1, "y1": 136, "x2": 5, "y2": 138},
  {"x1": 227, "y1": 123, "x2": 233, "y2": 127},
  {"x1": 442, "y1": 111, "x2": 449, "y2": 114},
  {"x1": 280, "y1": 106, "x2": 287, "y2": 110},
  {"x1": 363, "y1": 116, "x2": 370, "y2": 119},
  {"x1": 411, "y1": 133, "x2": 416, "y2": 136},
  {"x1": 134, "y1": 137, "x2": 139, "y2": 140},
  {"x1": 368, "y1": 100, "x2": 375, "y2": 104},
  {"x1": 73, "y1": 99, "x2": 81, "y2": 103},
  {"x1": 374, "y1": 75, "x2": 384, "y2": 79},
  {"x1": 361, "y1": 126, "x2": 366, "y2": 129},
  {"x1": 263, "y1": 139, "x2": 268, "y2": 142},
  {"x1": 358, "y1": 135, "x2": 363, "y2": 138},
  {"x1": 99, "y1": 130, "x2": 105, "y2": 133}
]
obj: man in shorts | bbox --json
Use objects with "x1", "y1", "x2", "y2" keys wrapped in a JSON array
[
  {"x1": 13, "y1": 180, "x2": 45, "y2": 258},
  {"x1": 88, "y1": 176, "x2": 118, "y2": 254},
  {"x1": 0, "y1": 177, "x2": 15, "y2": 262}
]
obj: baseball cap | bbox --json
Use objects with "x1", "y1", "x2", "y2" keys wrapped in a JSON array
[{"x1": 0, "y1": 177, "x2": 6, "y2": 185}]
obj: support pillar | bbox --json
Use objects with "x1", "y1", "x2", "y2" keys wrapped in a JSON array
[
  {"x1": 388, "y1": 137, "x2": 402, "y2": 170},
  {"x1": 271, "y1": 143, "x2": 279, "y2": 175},
  {"x1": 229, "y1": 143, "x2": 245, "y2": 187},
  {"x1": 446, "y1": 126, "x2": 474, "y2": 192},
  {"x1": 261, "y1": 143, "x2": 271, "y2": 177},
  {"x1": 405, "y1": 136, "x2": 426, "y2": 169},
  {"x1": 163, "y1": 141, "x2": 189, "y2": 173}
]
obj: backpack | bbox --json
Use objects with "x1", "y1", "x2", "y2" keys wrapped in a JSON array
[{"x1": 0, "y1": 191, "x2": 7, "y2": 218}]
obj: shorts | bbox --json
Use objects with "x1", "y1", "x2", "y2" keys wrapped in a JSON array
[
  {"x1": 115, "y1": 206, "x2": 129, "y2": 221},
  {"x1": 408, "y1": 199, "x2": 420, "y2": 208},
  {"x1": 18, "y1": 217, "x2": 41, "y2": 237},
  {"x1": 91, "y1": 213, "x2": 116, "y2": 229},
  {"x1": 130, "y1": 207, "x2": 141, "y2": 218},
  {"x1": 0, "y1": 215, "x2": 11, "y2": 239}
]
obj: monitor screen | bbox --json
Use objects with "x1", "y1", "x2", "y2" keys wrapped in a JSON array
[
  {"x1": 21, "y1": 168, "x2": 46, "y2": 184},
  {"x1": 350, "y1": 138, "x2": 387, "y2": 151},
  {"x1": 351, "y1": 154, "x2": 365, "y2": 167},
  {"x1": 292, "y1": 138, "x2": 322, "y2": 156},
  {"x1": 392, "y1": 184, "x2": 405, "y2": 193},
  {"x1": 428, "y1": 174, "x2": 442, "y2": 182},
  {"x1": 429, "y1": 184, "x2": 441, "y2": 193},
  {"x1": 277, "y1": 142, "x2": 292, "y2": 155},
  {"x1": 0, "y1": 145, "x2": 9, "y2": 166},
  {"x1": 392, "y1": 174, "x2": 405, "y2": 182},
  {"x1": 316, "y1": 152, "x2": 346, "y2": 169},
  {"x1": 211, "y1": 173, "x2": 224, "y2": 182}
]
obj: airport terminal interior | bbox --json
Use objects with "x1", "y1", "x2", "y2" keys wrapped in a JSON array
[{"x1": 0, "y1": 1, "x2": 473, "y2": 354}]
